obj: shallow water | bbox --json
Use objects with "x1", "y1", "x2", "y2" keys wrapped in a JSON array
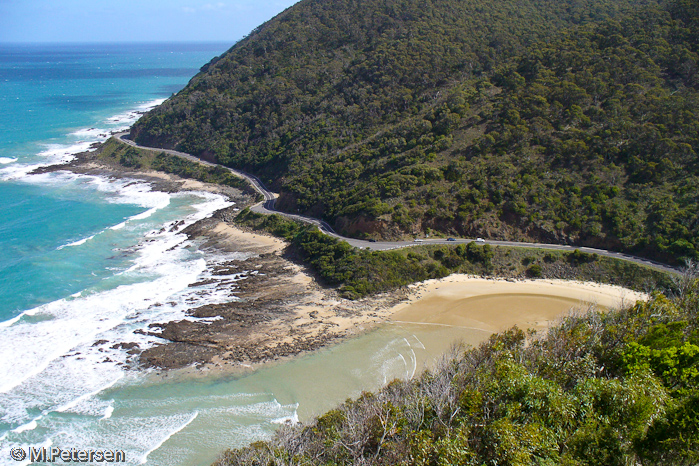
[
  {"x1": 48, "y1": 322, "x2": 487, "y2": 466},
  {"x1": 0, "y1": 43, "x2": 612, "y2": 466}
]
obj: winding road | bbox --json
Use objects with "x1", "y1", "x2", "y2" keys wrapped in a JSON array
[{"x1": 115, "y1": 132, "x2": 679, "y2": 275}]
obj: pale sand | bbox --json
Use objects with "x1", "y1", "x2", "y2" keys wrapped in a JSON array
[
  {"x1": 388, "y1": 275, "x2": 648, "y2": 337},
  {"x1": 140, "y1": 169, "x2": 231, "y2": 195},
  {"x1": 203, "y1": 220, "x2": 389, "y2": 341},
  {"x1": 210, "y1": 221, "x2": 285, "y2": 253}
]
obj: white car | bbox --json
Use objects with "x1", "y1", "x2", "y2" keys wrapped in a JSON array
[
  {"x1": 475, "y1": 238, "x2": 486, "y2": 243},
  {"x1": 413, "y1": 238, "x2": 424, "y2": 242}
]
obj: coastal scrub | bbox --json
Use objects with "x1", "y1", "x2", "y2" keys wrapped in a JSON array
[
  {"x1": 235, "y1": 208, "x2": 675, "y2": 298},
  {"x1": 215, "y1": 278, "x2": 699, "y2": 465}
]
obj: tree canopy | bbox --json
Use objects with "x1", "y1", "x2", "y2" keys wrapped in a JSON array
[{"x1": 132, "y1": 0, "x2": 698, "y2": 264}]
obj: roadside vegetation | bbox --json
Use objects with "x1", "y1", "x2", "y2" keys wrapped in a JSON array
[
  {"x1": 216, "y1": 274, "x2": 699, "y2": 465},
  {"x1": 133, "y1": 0, "x2": 698, "y2": 265},
  {"x1": 97, "y1": 138, "x2": 255, "y2": 194},
  {"x1": 235, "y1": 208, "x2": 674, "y2": 299}
]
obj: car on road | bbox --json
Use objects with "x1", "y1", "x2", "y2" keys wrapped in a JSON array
[
  {"x1": 447, "y1": 238, "x2": 456, "y2": 241},
  {"x1": 414, "y1": 238, "x2": 424, "y2": 242},
  {"x1": 368, "y1": 239, "x2": 377, "y2": 242},
  {"x1": 476, "y1": 238, "x2": 486, "y2": 243}
]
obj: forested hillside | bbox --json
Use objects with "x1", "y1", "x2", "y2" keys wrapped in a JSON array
[
  {"x1": 216, "y1": 277, "x2": 699, "y2": 465},
  {"x1": 131, "y1": 0, "x2": 698, "y2": 264}
]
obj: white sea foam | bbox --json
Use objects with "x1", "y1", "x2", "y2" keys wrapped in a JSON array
[
  {"x1": 410, "y1": 334, "x2": 426, "y2": 350},
  {"x1": 0, "y1": 98, "x2": 165, "y2": 182},
  {"x1": 369, "y1": 337, "x2": 419, "y2": 385},
  {"x1": 129, "y1": 207, "x2": 159, "y2": 221},
  {"x1": 70, "y1": 127, "x2": 111, "y2": 140},
  {"x1": 271, "y1": 402, "x2": 300, "y2": 425},
  {"x1": 139, "y1": 411, "x2": 199, "y2": 464},
  {"x1": 403, "y1": 337, "x2": 418, "y2": 380},
  {"x1": 57, "y1": 234, "x2": 96, "y2": 250},
  {"x1": 69, "y1": 174, "x2": 172, "y2": 211},
  {"x1": 0, "y1": 190, "x2": 235, "y2": 441},
  {"x1": 101, "y1": 405, "x2": 114, "y2": 420},
  {"x1": 0, "y1": 314, "x2": 22, "y2": 328},
  {"x1": 42, "y1": 176, "x2": 175, "y2": 251},
  {"x1": 397, "y1": 353, "x2": 409, "y2": 379},
  {"x1": 56, "y1": 374, "x2": 124, "y2": 414},
  {"x1": 106, "y1": 98, "x2": 166, "y2": 129},
  {"x1": 11, "y1": 420, "x2": 37, "y2": 434},
  {"x1": 0, "y1": 141, "x2": 95, "y2": 181}
]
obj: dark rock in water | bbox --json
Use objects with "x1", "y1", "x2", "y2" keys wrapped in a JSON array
[
  {"x1": 111, "y1": 342, "x2": 140, "y2": 350},
  {"x1": 169, "y1": 220, "x2": 185, "y2": 232}
]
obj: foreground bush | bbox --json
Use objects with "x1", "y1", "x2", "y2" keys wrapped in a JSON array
[{"x1": 216, "y1": 275, "x2": 699, "y2": 465}]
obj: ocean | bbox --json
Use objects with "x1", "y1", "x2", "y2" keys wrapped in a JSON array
[{"x1": 0, "y1": 42, "x2": 470, "y2": 466}]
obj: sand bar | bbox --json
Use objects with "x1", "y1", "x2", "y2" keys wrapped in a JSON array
[{"x1": 388, "y1": 275, "x2": 648, "y2": 337}]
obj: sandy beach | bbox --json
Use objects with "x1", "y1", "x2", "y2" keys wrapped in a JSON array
[
  {"x1": 388, "y1": 275, "x2": 647, "y2": 341},
  {"x1": 146, "y1": 220, "x2": 650, "y2": 374},
  {"x1": 41, "y1": 148, "x2": 650, "y2": 374}
]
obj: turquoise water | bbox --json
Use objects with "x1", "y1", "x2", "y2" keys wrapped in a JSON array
[
  {"x1": 0, "y1": 43, "x2": 481, "y2": 466},
  {"x1": 0, "y1": 43, "x2": 244, "y2": 464},
  {"x1": 0, "y1": 181, "x2": 141, "y2": 315},
  {"x1": 0, "y1": 43, "x2": 228, "y2": 161},
  {"x1": 0, "y1": 43, "x2": 231, "y2": 320}
]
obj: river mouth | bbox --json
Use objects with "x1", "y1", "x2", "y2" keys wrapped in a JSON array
[
  {"x1": 4, "y1": 278, "x2": 646, "y2": 466},
  {"x1": 93, "y1": 278, "x2": 644, "y2": 466},
  {"x1": 107, "y1": 277, "x2": 648, "y2": 466},
  {"x1": 93, "y1": 322, "x2": 487, "y2": 466}
]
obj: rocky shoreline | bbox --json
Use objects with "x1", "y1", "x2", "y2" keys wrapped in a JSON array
[
  {"x1": 39, "y1": 145, "x2": 408, "y2": 373},
  {"x1": 139, "y1": 212, "x2": 409, "y2": 372}
]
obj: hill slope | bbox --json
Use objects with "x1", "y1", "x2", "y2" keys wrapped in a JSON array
[{"x1": 131, "y1": 0, "x2": 698, "y2": 264}]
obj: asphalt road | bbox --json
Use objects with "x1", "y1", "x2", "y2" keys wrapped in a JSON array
[{"x1": 115, "y1": 132, "x2": 679, "y2": 275}]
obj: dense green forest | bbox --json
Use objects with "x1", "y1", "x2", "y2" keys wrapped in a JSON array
[
  {"x1": 216, "y1": 275, "x2": 699, "y2": 465},
  {"x1": 236, "y1": 208, "x2": 673, "y2": 298},
  {"x1": 132, "y1": 0, "x2": 698, "y2": 265}
]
